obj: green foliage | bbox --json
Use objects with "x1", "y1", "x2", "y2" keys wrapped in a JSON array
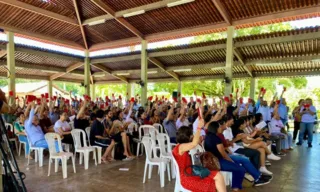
[
  {"x1": 55, "y1": 82, "x2": 84, "y2": 96},
  {"x1": 0, "y1": 78, "x2": 41, "y2": 88},
  {"x1": 96, "y1": 84, "x2": 127, "y2": 98}
]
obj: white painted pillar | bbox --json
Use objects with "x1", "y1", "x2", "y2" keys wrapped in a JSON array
[
  {"x1": 90, "y1": 84, "x2": 96, "y2": 101},
  {"x1": 141, "y1": 40, "x2": 148, "y2": 107},
  {"x1": 84, "y1": 50, "x2": 90, "y2": 95},
  {"x1": 47, "y1": 80, "x2": 53, "y2": 98},
  {"x1": 127, "y1": 83, "x2": 134, "y2": 99},
  {"x1": 7, "y1": 32, "x2": 15, "y2": 99},
  {"x1": 224, "y1": 26, "x2": 234, "y2": 96},
  {"x1": 250, "y1": 78, "x2": 256, "y2": 99}
]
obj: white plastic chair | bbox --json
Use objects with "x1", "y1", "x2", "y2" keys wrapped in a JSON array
[
  {"x1": 142, "y1": 137, "x2": 171, "y2": 188},
  {"x1": 189, "y1": 145, "x2": 232, "y2": 186},
  {"x1": 45, "y1": 133, "x2": 76, "y2": 179},
  {"x1": 153, "y1": 123, "x2": 164, "y2": 133},
  {"x1": 85, "y1": 127, "x2": 102, "y2": 164},
  {"x1": 134, "y1": 125, "x2": 157, "y2": 156},
  {"x1": 157, "y1": 133, "x2": 176, "y2": 179},
  {"x1": 172, "y1": 157, "x2": 191, "y2": 192},
  {"x1": 26, "y1": 134, "x2": 45, "y2": 167},
  {"x1": 6, "y1": 123, "x2": 18, "y2": 153},
  {"x1": 14, "y1": 122, "x2": 28, "y2": 157},
  {"x1": 69, "y1": 121, "x2": 75, "y2": 130},
  {"x1": 127, "y1": 122, "x2": 138, "y2": 134},
  {"x1": 71, "y1": 129, "x2": 97, "y2": 170}
]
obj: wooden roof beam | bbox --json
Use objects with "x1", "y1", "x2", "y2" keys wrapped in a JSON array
[
  {"x1": 0, "y1": 23, "x2": 84, "y2": 49},
  {"x1": 0, "y1": 0, "x2": 78, "y2": 26},
  {"x1": 246, "y1": 55, "x2": 320, "y2": 65},
  {"x1": 90, "y1": 0, "x2": 144, "y2": 39},
  {"x1": 91, "y1": 54, "x2": 140, "y2": 64},
  {"x1": 233, "y1": 48, "x2": 252, "y2": 77},
  {"x1": 91, "y1": 64, "x2": 128, "y2": 83},
  {"x1": 148, "y1": 57, "x2": 180, "y2": 81},
  {"x1": 72, "y1": 0, "x2": 88, "y2": 49},
  {"x1": 212, "y1": 0, "x2": 232, "y2": 25},
  {"x1": 255, "y1": 70, "x2": 320, "y2": 78},
  {"x1": 50, "y1": 62, "x2": 84, "y2": 80},
  {"x1": 0, "y1": 50, "x2": 7, "y2": 59}
]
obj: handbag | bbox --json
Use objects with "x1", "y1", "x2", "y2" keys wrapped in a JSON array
[
  {"x1": 184, "y1": 165, "x2": 211, "y2": 179},
  {"x1": 200, "y1": 152, "x2": 221, "y2": 171}
]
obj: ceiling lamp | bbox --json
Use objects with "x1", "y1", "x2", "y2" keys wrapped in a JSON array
[
  {"x1": 123, "y1": 10, "x2": 145, "y2": 18},
  {"x1": 167, "y1": 0, "x2": 195, "y2": 7},
  {"x1": 173, "y1": 69, "x2": 192, "y2": 72},
  {"x1": 116, "y1": 73, "x2": 130, "y2": 76},
  {"x1": 147, "y1": 71, "x2": 158, "y2": 74},
  {"x1": 88, "y1": 19, "x2": 106, "y2": 26}
]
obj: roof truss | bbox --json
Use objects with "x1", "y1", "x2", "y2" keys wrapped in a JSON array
[
  {"x1": 91, "y1": 64, "x2": 128, "y2": 83},
  {"x1": 148, "y1": 57, "x2": 180, "y2": 81},
  {"x1": 72, "y1": 0, "x2": 88, "y2": 49}
]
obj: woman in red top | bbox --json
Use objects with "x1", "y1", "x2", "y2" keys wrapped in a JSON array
[{"x1": 172, "y1": 118, "x2": 226, "y2": 192}]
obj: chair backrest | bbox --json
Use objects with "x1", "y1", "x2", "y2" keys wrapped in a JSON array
[
  {"x1": 138, "y1": 125, "x2": 157, "y2": 139},
  {"x1": 85, "y1": 127, "x2": 91, "y2": 145},
  {"x1": 127, "y1": 122, "x2": 138, "y2": 134},
  {"x1": 71, "y1": 129, "x2": 88, "y2": 149},
  {"x1": 69, "y1": 121, "x2": 75, "y2": 130},
  {"x1": 172, "y1": 156, "x2": 189, "y2": 192},
  {"x1": 188, "y1": 144, "x2": 205, "y2": 165},
  {"x1": 153, "y1": 123, "x2": 164, "y2": 133},
  {"x1": 5, "y1": 123, "x2": 14, "y2": 134},
  {"x1": 45, "y1": 133, "x2": 62, "y2": 155},
  {"x1": 157, "y1": 133, "x2": 172, "y2": 156},
  {"x1": 267, "y1": 122, "x2": 272, "y2": 134},
  {"x1": 25, "y1": 133, "x2": 34, "y2": 148},
  {"x1": 141, "y1": 137, "x2": 153, "y2": 161}
]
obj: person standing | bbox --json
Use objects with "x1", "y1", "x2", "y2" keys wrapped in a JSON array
[
  {"x1": 292, "y1": 99, "x2": 304, "y2": 142},
  {"x1": 297, "y1": 98, "x2": 316, "y2": 148}
]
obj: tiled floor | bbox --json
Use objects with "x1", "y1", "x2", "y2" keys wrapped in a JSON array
[{"x1": 15, "y1": 134, "x2": 320, "y2": 192}]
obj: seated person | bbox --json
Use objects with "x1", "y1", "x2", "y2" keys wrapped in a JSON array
[
  {"x1": 163, "y1": 105, "x2": 177, "y2": 143},
  {"x1": 172, "y1": 119, "x2": 226, "y2": 192},
  {"x1": 270, "y1": 104, "x2": 293, "y2": 152},
  {"x1": 39, "y1": 99, "x2": 54, "y2": 133},
  {"x1": 25, "y1": 102, "x2": 58, "y2": 150},
  {"x1": 14, "y1": 113, "x2": 32, "y2": 159},
  {"x1": 205, "y1": 121, "x2": 271, "y2": 190},
  {"x1": 176, "y1": 104, "x2": 190, "y2": 129},
  {"x1": 53, "y1": 112, "x2": 73, "y2": 145}
]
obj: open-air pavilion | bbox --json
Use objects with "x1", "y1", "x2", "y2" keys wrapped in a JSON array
[{"x1": 0, "y1": 0, "x2": 319, "y2": 191}]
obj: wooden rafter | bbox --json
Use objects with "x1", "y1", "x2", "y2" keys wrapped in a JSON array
[
  {"x1": 233, "y1": 48, "x2": 252, "y2": 77},
  {"x1": 212, "y1": 0, "x2": 232, "y2": 25},
  {"x1": 72, "y1": 0, "x2": 88, "y2": 49},
  {"x1": 50, "y1": 62, "x2": 84, "y2": 80},
  {"x1": 148, "y1": 57, "x2": 180, "y2": 81},
  {"x1": 90, "y1": 0, "x2": 144, "y2": 39},
  {"x1": 91, "y1": 64, "x2": 128, "y2": 83},
  {"x1": 0, "y1": 0, "x2": 78, "y2": 26},
  {"x1": 0, "y1": 23, "x2": 84, "y2": 49},
  {"x1": 0, "y1": 50, "x2": 6, "y2": 59}
]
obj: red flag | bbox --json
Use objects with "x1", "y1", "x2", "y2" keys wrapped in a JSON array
[
  {"x1": 202, "y1": 92, "x2": 206, "y2": 99},
  {"x1": 130, "y1": 97, "x2": 135, "y2": 103},
  {"x1": 260, "y1": 87, "x2": 264, "y2": 92},
  {"x1": 45, "y1": 93, "x2": 49, "y2": 98},
  {"x1": 173, "y1": 97, "x2": 178, "y2": 103},
  {"x1": 239, "y1": 97, "x2": 243, "y2": 104},
  {"x1": 9, "y1": 91, "x2": 13, "y2": 97},
  {"x1": 229, "y1": 94, "x2": 233, "y2": 98},
  {"x1": 182, "y1": 97, "x2": 188, "y2": 104},
  {"x1": 276, "y1": 100, "x2": 280, "y2": 105},
  {"x1": 224, "y1": 96, "x2": 230, "y2": 103}
]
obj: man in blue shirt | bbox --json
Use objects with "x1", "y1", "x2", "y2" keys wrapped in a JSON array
[{"x1": 278, "y1": 89, "x2": 288, "y2": 126}]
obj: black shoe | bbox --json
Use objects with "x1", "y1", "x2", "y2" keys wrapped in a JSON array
[
  {"x1": 261, "y1": 175, "x2": 273, "y2": 181},
  {"x1": 308, "y1": 144, "x2": 312, "y2": 148},
  {"x1": 254, "y1": 178, "x2": 271, "y2": 186},
  {"x1": 296, "y1": 142, "x2": 302, "y2": 146}
]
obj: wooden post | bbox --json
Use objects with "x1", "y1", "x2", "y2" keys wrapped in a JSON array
[
  {"x1": 47, "y1": 80, "x2": 53, "y2": 98},
  {"x1": 84, "y1": 50, "x2": 90, "y2": 95},
  {"x1": 178, "y1": 81, "x2": 182, "y2": 104},
  {"x1": 141, "y1": 40, "x2": 148, "y2": 107},
  {"x1": 224, "y1": 26, "x2": 234, "y2": 96},
  {"x1": 250, "y1": 78, "x2": 256, "y2": 99},
  {"x1": 7, "y1": 32, "x2": 15, "y2": 99},
  {"x1": 90, "y1": 84, "x2": 96, "y2": 101}
]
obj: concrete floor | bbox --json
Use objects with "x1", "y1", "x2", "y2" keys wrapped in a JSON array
[{"x1": 16, "y1": 134, "x2": 320, "y2": 192}]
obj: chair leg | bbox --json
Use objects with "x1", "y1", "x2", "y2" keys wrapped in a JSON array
[
  {"x1": 55, "y1": 159, "x2": 59, "y2": 173},
  {"x1": 35, "y1": 150, "x2": 38, "y2": 163},
  {"x1": 143, "y1": 162, "x2": 148, "y2": 183},
  {"x1": 171, "y1": 160, "x2": 176, "y2": 179},
  {"x1": 84, "y1": 151, "x2": 89, "y2": 170},
  {"x1": 72, "y1": 155, "x2": 76, "y2": 173},
  {"x1": 93, "y1": 150, "x2": 97, "y2": 166},
  {"x1": 148, "y1": 164, "x2": 153, "y2": 179},
  {"x1": 18, "y1": 143, "x2": 21, "y2": 156},
  {"x1": 136, "y1": 143, "x2": 140, "y2": 157},
  {"x1": 97, "y1": 148, "x2": 102, "y2": 164},
  {"x1": 79, "y1": 152, "x2": 83, "y2": 164},
  {"x1": 27, "y1": 149, "x2": 31, "y2": 166},
  {"x1": 24, "y1": 143, "x2": 27, "y2": 158},
  {"x1": 160, "y1": 163, "x2": 165, "y2": 188},
  {"x1": 62, "y1": 157, "x2": 67, "y2": 179},
  {"x1": 15, "y1": 141, "x2": 18, "y2": 154},
  {"x1": 48, "y1": 158, "x2": 52, "y2": 176},
  {"x1": 167, "y1": 163, "x2": 171, "y2": 182},
  {"x1": 39, "y1": 148, "x2": 44, "y2": 167}
]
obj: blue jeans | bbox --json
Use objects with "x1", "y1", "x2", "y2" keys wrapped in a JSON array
[
  {"x1": 34, "y1": 139, "x2": 60, "y2": 152},
  {"x1": 230, "y1": 155, "x2": 260, "y2": 181},
  {"x1": 219, "y1": 158, "x2": 246, "y2": 189},
  {"x1": 18, "y1": 135, "x2": 30, "y2": 155},
  {"x1": 299, "y1": 122, "x2": 314, "y2": 144}
]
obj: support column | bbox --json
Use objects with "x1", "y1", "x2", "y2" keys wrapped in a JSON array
[
  {"x1": 249, "y1": 78, "x2": 256, "y2": 99},
  {"x1": 141, "y1": 40, "x2": 148, "y2": 107},
  {"x1": 127, "y1": 83, "x2": 134, "y2": 99},
  {"x1": 178, "y1": 81, "x2": 182, "y2": 104},
  {"x1": 90, "y1": 84, "x2": 96, "y2": 101},
  {"x1": 224, "y1": 26, "x2": 234, "y2": 96},
  {"x1": 7, "y1": 32, "x2": 15, "y2": 99},
  {"x1": 84, "y1": 50, "x2": 90, "y2": 95},
  {"x1": 47, "y1": 80, "x2": 53, "y2": 98}
]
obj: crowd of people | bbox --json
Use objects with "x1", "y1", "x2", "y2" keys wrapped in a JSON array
[{"x1": 0, "y1": 86, "x2": 317, "y2": 192}]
